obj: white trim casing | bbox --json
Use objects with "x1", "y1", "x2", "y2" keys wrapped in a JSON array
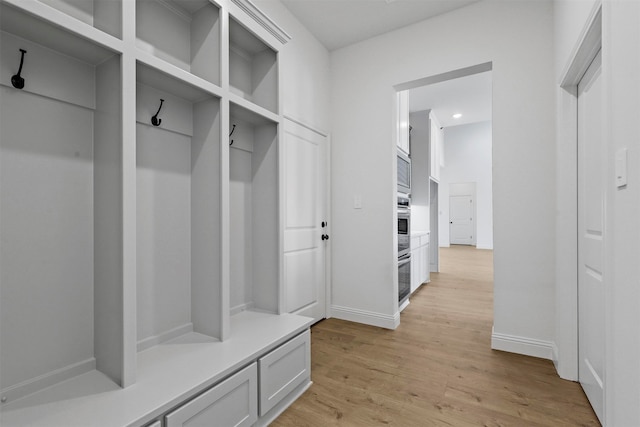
[
  {"x1": 230, "y1": 0, "x2": 291, "y2": 44},
  {"x1": 555, "y1": 1, "x2": 602, "y2": 382},
  {"x1": 491, "y1": 327, "x2": 554, "y2": 360},
  {"x1": 331, "y1": 305, "x2": 400, "y2": 330}
]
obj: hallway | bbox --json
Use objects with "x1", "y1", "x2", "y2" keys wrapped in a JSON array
[{"x1": 273, "y1": 246, "x2": 599, "y2": 426}]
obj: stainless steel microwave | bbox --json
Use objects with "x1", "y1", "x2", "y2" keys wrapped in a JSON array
[{"x1": 397, "y1": 149, "x2": 411, "y2": 194}]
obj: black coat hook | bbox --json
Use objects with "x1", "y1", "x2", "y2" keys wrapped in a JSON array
[
  {"x1": 229, "y1": 123, "x2": 236, "y2": 146},
  {"x1": 151, "y1": 99, "x2": 164, "y2": 126},
  {"x1": 11, "y1": 49, "x2": 27, "y2": 90}
]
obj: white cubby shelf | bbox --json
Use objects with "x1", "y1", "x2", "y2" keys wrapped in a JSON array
[
  {"x1": 229, "y1": 15, "x2": 278, "y2": 114},
  {"x1": 0, "y1": 0, "x2": 308, "y2": 425},
  {"x1": 136, "y1": 0, "x2": 221, "y2": 87},
  {"x1": 1, "y1": 3, "x2": 125, "y2": 402},
  {"x1": 135, "y1": 61, "x2": 223, "y2": 352},
  {"x1": 229, "y1": 101, "x2": 280, "y2": 318}
]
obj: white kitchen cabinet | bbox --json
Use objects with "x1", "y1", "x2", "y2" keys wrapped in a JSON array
[
  {"x1": 0, "y1": 0, "x2": 310, "y2": 425},
  {"x1": 410, "y1": 236, "x2": 422, "y2": 293},
  {"x1": 165, "y1": 363, "x2": 258, "y2": 427},
  {"x1": 397, "y1": 90, "x2": 410, "y2": 154},
  {"x1": 421, "y1": 233, "x2": 431, "y2": 285},
  {"x1": 429, "y1": 112, "x2": 443, "y2": 181},
  {"x1": 410, "y1": 232, "x2": 430, "y2": 294}
]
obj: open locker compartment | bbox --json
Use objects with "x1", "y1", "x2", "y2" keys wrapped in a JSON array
[
  {"x1": 0, "y1": 3, "x2": 125, "y2": 403},
  {"x1": 229, "y1": 102, "x2": 280, "y2": 319},
  {"x1": 229, "y1": 15, "x2": 278, "y2": 114},
  {"x1": 36, "y1": 0, "x2": 122, "y2": 39},
  {"x1": 136, "y1": 0, "x2": 221, "y2": 86},
  {"x1": 135, "y1": 62, "x2": 223, "y2": 353}
]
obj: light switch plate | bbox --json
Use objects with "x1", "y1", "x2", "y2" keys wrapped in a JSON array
[
  {"x1": 616, "y1": 148, "x2": 627, "y2": 188},
  {"x1": 354, "y1": 195, "x2": 362, "y2": 209}
]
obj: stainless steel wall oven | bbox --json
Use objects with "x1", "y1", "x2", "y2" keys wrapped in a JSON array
[
  {"x1": 397, "y1": 194, "x2": 411, "y2": 303},
  {"x1": 398, "y1": 254, "x2": 411, "y2": 303},
  {"x1": 397, "y1": 194, "x2": 410, "y2": 258}
]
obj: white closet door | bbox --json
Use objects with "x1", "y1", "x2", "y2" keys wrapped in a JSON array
[
  {"x1": 578, "y1": 49, "x2": 605, "y2": 424},
  {"x1": 449, "y1": 195, "x2": 474, "y2": 245},
  {"x1": 282, "y1": 119, "x2": 328, "y2": 324}
]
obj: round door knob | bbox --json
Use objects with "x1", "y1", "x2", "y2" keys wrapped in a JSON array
[{"x1": 322, "y1": 234, "x2": 329, "y2": 241}]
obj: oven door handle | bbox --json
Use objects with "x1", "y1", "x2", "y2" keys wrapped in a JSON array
[{"x1": 398, "y1": 254, "x2": 411, "y2": 266}]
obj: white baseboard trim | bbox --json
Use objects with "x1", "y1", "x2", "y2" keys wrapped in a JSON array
[
  {"x1": 1, "y1": 357, "x2": 96, "y2": 403},
  {"x1": 552, "y1": 341, "x2": 560, "y2": 371},
  {"x1": 331, "y1": 305, "x2": 400, "y2": 330},
  {"x1": 137, "y1": 322, "x2": 193, "y2": 352},
  {"x1": 476, "y1": 244, "x2": 494, "y2": 250},
  {"x1": 491, "y1": 327, "x2": 554, "y2": 360}
]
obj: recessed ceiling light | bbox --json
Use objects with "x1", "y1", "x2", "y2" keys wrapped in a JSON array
[{"x1": 452, "y1": 113, "x2": 462, "y2": 119}]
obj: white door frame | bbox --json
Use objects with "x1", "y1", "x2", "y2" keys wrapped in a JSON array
[
  {"x1": 556, "y1": 0, "x2": 605, "y2": 407},
  {"x1": 577, "y1": 48, "x2": 604, "y2": 423},
  {"x1": 283, "y1": 115, "x2": 332, "y2": 321}
]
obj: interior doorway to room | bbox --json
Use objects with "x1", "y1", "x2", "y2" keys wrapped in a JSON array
[
  {"x1": 396, "y1": 62, "x2": 493, "y2": 276},
  {"x1": 395, "y1": 63, "x2": 494, "y2": 321}
]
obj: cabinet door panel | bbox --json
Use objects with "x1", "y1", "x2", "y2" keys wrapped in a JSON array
[
  {"x1": 259, "y1": 330, "x2": 310, "y2": 416},
  {"x1": 424, "y1": 243, "x2": 430, "y2": 283},
  {"x1": 410, "y1": 249, "x2": 421, "y2": 293},
  {"x1": 165, "y1": 363, "x2": 257, "y2": 427}
]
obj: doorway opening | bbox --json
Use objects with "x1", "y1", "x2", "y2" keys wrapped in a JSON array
[
  {"x1": 395, "y1": 63, "x2": 493, "y2": 320},
  {"x1": 395, "y1": 63, "x2": 493, "y2": 285}
]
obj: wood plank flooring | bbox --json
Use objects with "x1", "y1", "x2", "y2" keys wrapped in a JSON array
[{"x1": 272, "y1": 245, "x2": 600, "y2": 426}]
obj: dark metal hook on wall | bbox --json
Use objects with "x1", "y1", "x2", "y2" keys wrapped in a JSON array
[
  {"x1": 151, "y1": 99, "x2": 164, "y2": 126},
  {"x1": 11, "y1": 49, "x2": 27, "y2": 90},
  {"x1": 229, "y1": 124, "x2": 236, "y2": 146}
]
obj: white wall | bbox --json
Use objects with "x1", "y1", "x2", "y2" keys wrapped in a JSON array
[
  {"x1": 330, "y1": 0, "x2": 557, "y2": 344},
  {"x1": 253, "y1": 0, "x2": 330, "y2": 133},
  {"x1": 555, "y1": 0, "x2": 640, "y2": 424},
  {"x1": 439, "y1": 121, "x2": 493, "y2": 249}
]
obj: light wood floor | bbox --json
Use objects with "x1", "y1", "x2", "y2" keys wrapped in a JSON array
[{"x1": 272, "y1": 245, "x2": 600, "y2": 426}]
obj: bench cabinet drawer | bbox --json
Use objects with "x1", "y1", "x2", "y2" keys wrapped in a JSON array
[
  {"x1": 165, "y1": 363, "x2": 258, "y2": 427},
  {"x1": 258, "y1": 330, "x2": 310, "y2": 416}
]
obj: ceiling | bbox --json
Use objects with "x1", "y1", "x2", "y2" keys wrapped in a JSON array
[
  {"x1": 409, "y1": 71, "x2": 492, "y2": 128},
  {"x1": 279, "y1": 0, "x2": 480, "y2": 51},
  {"x1": 277, "y1": 0, "x2": 490, "y2": 127}
]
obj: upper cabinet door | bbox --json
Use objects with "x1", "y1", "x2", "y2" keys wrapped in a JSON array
[
  {"x1": 429, "y1": 111, "x2": 443, "y2": 181},
  {"x1": 397, "y1": 90, "x2": 410, "y2": 154}
]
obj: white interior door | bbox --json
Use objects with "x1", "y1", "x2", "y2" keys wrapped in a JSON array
[
  {"x1": 449, "y1": 195, "x2": 474, "y2": 245},
  {"x1": 578, "y1": 50, "x2": 604, "y2": 424},
  {"x1": 282, "y1": 119, "x2": 328, "y2": 323}
]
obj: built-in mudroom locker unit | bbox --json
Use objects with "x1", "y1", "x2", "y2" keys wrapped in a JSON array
[{"x1": 0, "y1": 0, "x2": 312, "y2": 425}]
